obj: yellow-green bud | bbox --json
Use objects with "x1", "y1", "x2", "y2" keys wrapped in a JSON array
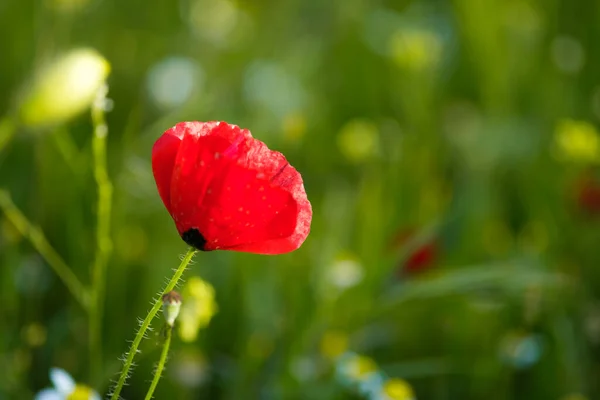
[
  {"x1": 20, "y1": 48, "x2": 110, "y2": 127},
  {"x1": 162, "y1": 291, "x2": 182, "y2": 327}
]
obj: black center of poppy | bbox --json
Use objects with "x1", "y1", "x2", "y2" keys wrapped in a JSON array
[{"x1": 181, "y1": 228, "x2": 208, "y2": 251}]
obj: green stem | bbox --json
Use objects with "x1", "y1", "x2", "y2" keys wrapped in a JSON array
[
  {"x1": 0, "y1": 189, "x2": 89, "y2": 308},
  {"x1": 144, "y1": 325, "x2": 173, "y2": 400},
  {"x1": 110, "y1": 247, "x2": 197, "y2": 400},
  {"x1": 89, "y1": 84, "x2": 113, "y2": 381},
  {"x1": 0, "y1": 116, "x2": 17, "y2": 155}
]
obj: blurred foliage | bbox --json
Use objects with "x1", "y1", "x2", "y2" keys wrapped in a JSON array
[{"x1": 1, "y1": 0, "x2": 600, "y2": 399}]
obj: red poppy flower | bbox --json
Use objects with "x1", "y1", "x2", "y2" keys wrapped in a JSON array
[
  {"x1": 389, "y1": 228, "x2": 439, "y2": 276},
  {"x1": 403, "y1": 241, "x2": 438, "y2": 275},
  {"x1": 152, "y1": 121, "x2": 312, "y2": 254},
  {"x1": 575, "y1": 175, "x2": 600, "y2": 216}
]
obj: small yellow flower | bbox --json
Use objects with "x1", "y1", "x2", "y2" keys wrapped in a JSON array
[
  {"x1": 380, "y1": 378, "x2": 416, "y2": 400},
  {"x1": 20, "y1": 48, "x2": 110, "y2": 127},
  {"x1": 320, "y1": 330, "x2": 349, "y2": 360},
  {"x1": 22, "y1": 323, "x2": 47, "y2": 347},
  {"x1": 389, "y1": 29, "x2": 442, "y2": 72},
  {"x1": 554, "y1": 119, "x2": 600, "y2": 163},
  {"x1": 337, "y1": 119, "x2": 379, "y2": 163},
  {"x1": 178, "y1": 276, "x2": 218, "y2": 342},
  {"x1": 282, "y1": 112, "x2": 307, "y2": 142},
  {"x1": 68, "y1": 385, "x2": 97, "y2": 400}
]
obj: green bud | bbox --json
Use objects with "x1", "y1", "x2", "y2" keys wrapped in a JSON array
[
  {"x1": 20, "y1": 48, "x2": 110, "y2": 127},
  {"x1": 162, "y1": 291, "x2": 182, "y2": 327}
]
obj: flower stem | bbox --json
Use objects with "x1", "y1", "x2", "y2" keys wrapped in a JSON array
[
  {"x1": 0, "y1": 189, "x2": 89, "y2": 308},
  {"x1": 89, "y1": 84, "x2": 113, "y2": 381},
  {"x1": 144, "y1": 325, "x2": 173, "y2": 400},
  {"x1": 110, "y1": 247, "x2": 197, "y2": 400}
]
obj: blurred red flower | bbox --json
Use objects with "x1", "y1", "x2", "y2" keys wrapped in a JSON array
[
  {"x1": 576, "y1": 175, "x2": 600, "y2": 215},
  {"x1": 152, "y1": 121, "x2": 312, "y2": 254},
  {"x1": 389, "y1": 228, "x2": 439, "y2": 276}
]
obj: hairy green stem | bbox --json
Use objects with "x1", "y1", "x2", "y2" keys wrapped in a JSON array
[
  {"x1": 110, "y1": 247, "x2": 197, "y2": 400},
  {"x1": 89, "y1": 84, "x2": 113, "y2": 381},
  {"x1": 0, "y1": 189, "x2": 89, "y2": 308},
  {"x1": 144, "y1": 326, "x2": 172, "y2": 400}
]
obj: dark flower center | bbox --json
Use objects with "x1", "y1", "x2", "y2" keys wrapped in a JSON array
[{"x1": 181, "y1": 228, "x2": 208, "y2": 251}]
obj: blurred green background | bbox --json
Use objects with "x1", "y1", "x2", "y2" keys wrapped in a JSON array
[{"x1": 2, "y1": 0, "x2": 600, "y2": 399}]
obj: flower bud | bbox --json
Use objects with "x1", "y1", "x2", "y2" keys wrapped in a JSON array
[
  {"x1": 20, "y1": 48, "x2": 110, "y2": 127},
  {"x1": 162, "y1": 291, "x2": 182, "y2": 327}
]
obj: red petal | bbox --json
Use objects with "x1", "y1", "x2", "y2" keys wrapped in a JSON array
[
  {"x1": 157, "y1": 121, "x2": 311, "y2": 254},
  {"x1": 168, "y1": 123, "x2": 247, "y2": 231},
  {"x1": 151, "y1": 123, "x2": 185, "y2": 212},
  {"x1": 198, "y1": 163, "x2": 299, "y2": 251}
]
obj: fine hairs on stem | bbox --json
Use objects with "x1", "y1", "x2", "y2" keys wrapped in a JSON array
[
  {"x1": 89, "y1": 84, "x2": 114, "y2": 381},
  {"x1": 144, "y1": 325, "x2": 173, "y2": 400},
  {"x1": 110, "y1": 247, "x2": 197, "y2": 400}
]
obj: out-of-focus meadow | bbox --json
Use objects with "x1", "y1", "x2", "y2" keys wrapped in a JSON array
[{"x1": 1, "y1": 0, "x2": 600, "y2": 399}]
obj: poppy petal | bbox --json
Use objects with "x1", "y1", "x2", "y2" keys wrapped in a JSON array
[
  {"x1": 199, "y1": 163, "x2": 299, "y2": 252},
  {"x1": 154, "y1": 121, "x2": 311, "y2": 254},
  {"x1": 168, "y1": 124, "x2": 247, "y2": 236},
  {"x1": 151, "y1": 124, "x2": 185, "y2": 211}
]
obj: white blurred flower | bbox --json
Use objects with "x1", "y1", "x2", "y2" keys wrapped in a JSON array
[
  {"x1": 551, "y1": 36, "x2": 585, "y2": 74},
  {"x1": 499, "y1": 331, "x2": 543, "y2": 369},
  {"x1": 289, "y1": 356, "x2": 319, "y2": 382},
  {"x1": 35, "y1": 368, "x2": 100, "y2": 400},
  {"x1": 146, "y1": 56, "x2": 203, "y2": 109},
  {"x1": 243, "y1": 61, "x2": 307, "y2": 118},
  {"x1": 336, "y1": 352, "x2": 379, "y2": 385},
  {"x1": 327, "y1": 257, "x2": 364, "y2": 290},
  {"x1": 170, "y1": 350, "x2": 210, "y2": 389},
  {"x1": 20, "y1": 48, "x2": 110, "y2": 127}
]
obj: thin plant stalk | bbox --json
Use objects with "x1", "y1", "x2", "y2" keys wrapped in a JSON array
[
  {"x1": 110, "y1": 247, "x2": 197, "y2": 400},
  {"x1": 144, "y1": 325, "x2": 173, "y2": 400},
  {"x1": 0, "y1": 189, "x2": 89, "y2": 308},
  {"x1": 89, "y1": 84, "x2": 113, "y2": 380}
]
